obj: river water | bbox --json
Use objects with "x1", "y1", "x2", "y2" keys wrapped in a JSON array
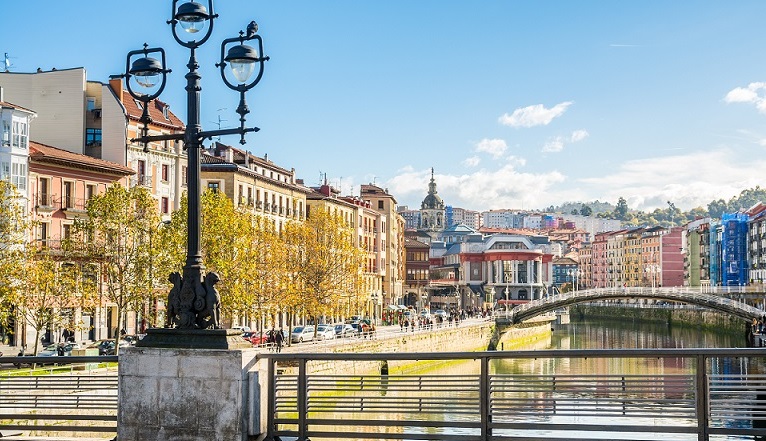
[
  {"x1": 286, "y1": 318, "x2": 763, "y2": 440},
  {"x1": 403, "y1": 317, "x2": 761, "y2": 440}
]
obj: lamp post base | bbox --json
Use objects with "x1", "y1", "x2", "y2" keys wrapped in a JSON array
[{"x1": 136, "y1": 327, "x2": 251, "y2": 350}]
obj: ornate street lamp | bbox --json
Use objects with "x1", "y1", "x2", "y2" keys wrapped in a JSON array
[{"x1": 121, "y1": 1, "x2": 268, "y2": 343}]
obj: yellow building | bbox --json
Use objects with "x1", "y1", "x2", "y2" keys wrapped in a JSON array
[
  {"x1": 361, "y1": 184, "x2": 405, "y2": 307},
  {"x1": 201, "y1": 142, "x2": 310, "y2": 232},
  {"x1": 306, "y1": 184, "x2": 384, "y2": 321}
]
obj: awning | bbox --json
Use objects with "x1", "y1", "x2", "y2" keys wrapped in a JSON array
[{"x1": 468, "y1": 284, "x2": 485, "y2": 296}]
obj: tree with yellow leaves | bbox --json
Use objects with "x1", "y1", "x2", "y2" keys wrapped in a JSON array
[
  {"x1": 69, "y1": 184, "x2": 158, "y2": 354},
  {"x1": 287, "y1": 208, "x2": 365, "y2": 335},
  {"x1": 15, "y1": 249, "x2": 99, "y2": 355},
  {"x1": 0, "y1": 180, "x2": 28, "y2": 336}
]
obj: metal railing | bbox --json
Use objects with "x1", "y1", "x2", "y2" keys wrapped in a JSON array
[
  {"x1": 262, "y1": 348, "x2": 766, "y2": 441},
  {"x1": 506, "y1": 287, "x2": 766, "y2": 323},
  {"x1": 0, "y1": 355, "x2": 118, "y2": 436}
]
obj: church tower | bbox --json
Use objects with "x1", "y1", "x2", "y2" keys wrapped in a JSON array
[{"x1": 419, "y1": 168, "x2": 445, "y2": 237}]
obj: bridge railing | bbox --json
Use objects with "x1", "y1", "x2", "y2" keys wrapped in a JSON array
[
  {"x1": 262, "y1": 348, "x2": 766, "y2": 441},
  {"x1": 0, "y1": 355, "x2": 119, "y2": 437}
]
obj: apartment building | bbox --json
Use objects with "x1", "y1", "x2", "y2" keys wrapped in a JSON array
[
  {"x1": 361, "y1": 184, "x2": 405, "y2": 307},
  {"x1": 201, "y1": 142, "x2": 309, "y2": 233}
]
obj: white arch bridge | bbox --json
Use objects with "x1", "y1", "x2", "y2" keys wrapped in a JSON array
[{"x1": 505, "y1": 287, "x2": 766, "y2": 324}]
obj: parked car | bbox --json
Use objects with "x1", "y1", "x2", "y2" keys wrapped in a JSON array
[
  {"x1": 232, "y1": 325, "x2": 252, "y2": 334},
  {"x1": 242, "y1": 332, "x2": 269, "y2": 346},
  {"x1": 291, "y1": 326, "x2": 315, "y2": 343},
  {"x1": 434, "y1": 309, "x2": 448, "y2": 319},
  {"x1": 334, "y1": 323, "x2": 358, "y2": 338},
  {"x1": 419, "y1": 309, "x2": 431, "y2": 320},
  {"x1": 39, "y1": 342, "x2": 80, "y2": 357},
  {"x1": 316, "y1": 325, "x2": 336, "y2": 340},
  {"x1": 87, "y1": 339, "x2": 116, "y2": 356}
]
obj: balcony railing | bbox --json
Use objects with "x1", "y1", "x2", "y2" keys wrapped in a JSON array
[{"x1": 131, "y1": 174, "x2": 153, "y2": 188}]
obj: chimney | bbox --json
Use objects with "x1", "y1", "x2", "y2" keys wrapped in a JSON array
[{"x1": 108, "y1": 77, "x2": 124, "y2": 104}]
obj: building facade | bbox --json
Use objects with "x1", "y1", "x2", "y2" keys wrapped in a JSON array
[{"x1": 361, "y1": 184, "x2": 405, "y2": 308}]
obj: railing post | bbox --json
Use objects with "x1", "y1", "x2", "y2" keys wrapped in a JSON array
[
  {"x1": 696, "y1": 354, "x2": 709, "y2": 441},
  {"x1": 480, "y1": 355, "x2": 490, "y2": 441},
  {"x1": 264, "y1": 357, "x2": 277, "y2": 441},
  {"x1": 297, "y1": 357, "x2": 310, "y2": 441}
]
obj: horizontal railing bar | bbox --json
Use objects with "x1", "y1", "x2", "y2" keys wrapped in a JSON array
[
  {"x1": 263, "y1": 347, "x2": 766, "y2": 361},
  {"x1": 0, "y1": 424, "x2": 116, "y2": 432},
  {"x1": 489, "y1": 422, "x2": 698, "y2": 432},
  {"x1": 305, "y1": 430, "x2": 482, "y2": 440},
  {"x1": 0, "y1": 414, "x2": 116, "y2": 421}
]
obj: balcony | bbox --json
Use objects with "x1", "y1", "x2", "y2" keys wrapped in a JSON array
[
  {"x1": 256, "y1": 201, "x2": 263, "y2": 210},
  {"x1": 131, "y1": 174, "x2": 153, "y2": 188},
  {"x1": 62, "y1": 197, "x2": 88, "y2": 219},
  {"x1": 35, "y1": 194, "x2": 58, "y2": 212}
]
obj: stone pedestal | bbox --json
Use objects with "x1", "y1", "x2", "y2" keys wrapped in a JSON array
[{"x1": 118, "y1": 342, "x2": 260, "y2": 441}]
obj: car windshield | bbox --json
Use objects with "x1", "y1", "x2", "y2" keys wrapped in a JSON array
[{"x1": 293, "y1": 327, "x2": 304, "y2": 333}]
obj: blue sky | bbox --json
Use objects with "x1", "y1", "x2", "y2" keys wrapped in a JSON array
[{"x1": 5, "y1": 1, "x2": 766, "y2": 212}]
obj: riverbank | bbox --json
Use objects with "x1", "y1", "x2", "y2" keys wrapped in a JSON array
[
  {"x1": 277, "y1": 318, "x2": 553, "y2": 376},
  {"x1": 571, "y1": 304, "x2": 748, "y2": 335}
]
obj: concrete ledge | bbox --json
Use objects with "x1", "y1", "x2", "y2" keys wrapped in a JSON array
[{"x1": 136, "y1": 328, "x2": 252, "y2": 350}]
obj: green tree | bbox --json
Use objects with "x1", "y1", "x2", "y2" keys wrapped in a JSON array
[
  {"x1": 614, "y1": 197, "x2": 629, "y2": 220},
  {"x1": 579, "y1": 205, "x2": 593, "y2": 217}
]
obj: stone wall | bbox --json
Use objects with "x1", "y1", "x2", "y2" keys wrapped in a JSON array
[{"x1": 571, "y1": 305, "x2": 747, "y2": 335}]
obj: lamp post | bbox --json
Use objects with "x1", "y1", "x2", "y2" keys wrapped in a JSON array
[
  {"x1": 122, "y1": 1, "x2": 268, "y2": 337},
  {"x1": 645, "y1": 264, "x2": 659, "y2": 292}
]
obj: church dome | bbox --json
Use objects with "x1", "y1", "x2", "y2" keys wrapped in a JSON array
[{"x1": 420, "y1": 168, "x2": 445, "y2": 209}]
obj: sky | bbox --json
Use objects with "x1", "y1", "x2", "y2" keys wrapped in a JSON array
[{"x1": 4, "y1": 1, "x2": 766, "y2": 213}]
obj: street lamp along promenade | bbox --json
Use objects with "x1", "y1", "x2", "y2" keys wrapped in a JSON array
[{"x1": 122, "y1": 0, "x2": 268, "y2": 347}]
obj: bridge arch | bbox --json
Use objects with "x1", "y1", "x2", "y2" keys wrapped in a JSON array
[{"x1": 508, "y1": 287, "x2": 764, "y2": 324}]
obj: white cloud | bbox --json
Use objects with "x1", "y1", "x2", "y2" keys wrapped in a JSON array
[
  {"x1": 579, "y1": 149, "x2": 766, "y2": 211},
  {"x1": 475, "y1": 138, "x2": 507, "y2": 158},
  {"x1": 542, "y1": 138, "x2": 565, "y2": 153},
  {"x1": 724, "y1": 82, "x2": 766, "y2": 113},
  {"x1": 385, "y1": 166, "x2": 567, "y2": 210},
  {"x1": 463, "y1": 156, "x2": 481, "y2": 167},
  {"x1": 570, "y1": 129, "x2": 589, "y2": 142},
  {"x1": 499, "y1": 101, "x2": 573, "y2": 128},
  {"x1": 541, "y1": 129, "x2": 589, "y2": 153}
]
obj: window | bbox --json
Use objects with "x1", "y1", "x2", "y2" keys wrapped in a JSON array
[
  {"x1": 86, "y1": 97, "x2": 96, "y2": 111},
  {"x1": 161, "y1": 164, "x2": 169, "y2": 182},
  {"x1": 86, "y1": 184, "x2": 96, "y2": 200},
  {"x1": 181, "y1": 166, "x2": 188, "y2": 186},
  {"x1": 2, "y1": 120, "x2": 9, "y2": 145},
  {"x1": 38, "y1": 222, "x2": 48, "y2": 246},
  {"x1": 39, "y1": 178, "x2": 50, "y2": 205},
  {"x1": 62, "y1": 224, "x2": 72, "y2": 240},
  {"x1": 207, "y1": 182, "x2": 220, "y2": 193},
  {"x1": 12, "y1": 120, "x2": 28, "y2": 148},
  {"x1": 86, "y1": 128, "x2": 102, "y2": 146},
  {"x1": 63, "y1": 182, "x2": 74, "y2": 209},
  {"x1": 11, "y1": 159, "x2": 26, "y2": 190},
  {"x1": 161, "y1": 197, "x2": 169, "y2": 214}
]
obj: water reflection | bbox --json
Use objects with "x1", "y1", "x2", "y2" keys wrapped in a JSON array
[{"x1": 288, "y1": 318, "x2": 764, "y2": 440}]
